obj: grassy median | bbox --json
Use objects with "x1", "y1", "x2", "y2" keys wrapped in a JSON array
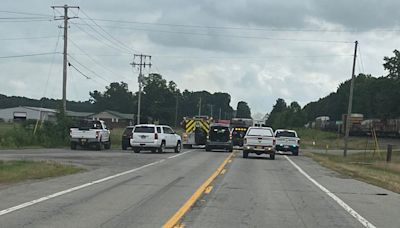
[
  {"x1": 0, "y1": 160, "x2": 84, "y2": 184},
  {"x1": 306, "y1": 151, "x2": 400, "y2": 193}
]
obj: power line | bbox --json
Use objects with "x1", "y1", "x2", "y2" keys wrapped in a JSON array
[
  {"x1": 0, "y1": 35, "x2": 59, "y2": 41},
  {"x1": 0, "y1": 10, "x2": 52, "y2": 17},
  {"x1": 67, "y1": 54, "x2": 110, "y2": 83},
  {"x1": 79, "y1": 9, "x2": 136, "y2": 53},
  {"x1": 69, "y1": 38, "x2": 133, "y2": 82},
  {"x1": 71, "y1": 22, "x2": 353, "y2": 43},
  {"x1": 0, "y1": 52, "x2": 60, "y2": 59},
  {"x1": 0, "y1": 19, "x2": 53, "y2": 23},
  {"x1": 68, "y1": 62, "x2": 91, "y2": 79}
]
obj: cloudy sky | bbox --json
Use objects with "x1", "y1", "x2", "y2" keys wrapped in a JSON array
[{"x1": 1, "y1": 0, "x2": 399, "y2": 116}]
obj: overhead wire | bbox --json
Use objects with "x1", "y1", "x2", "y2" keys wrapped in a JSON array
[
  {"x1": 67, "y1": 54, "x2": 111, "y2": 84},
  {"x1": 69, "y1": 38, "x2": 133, "y2": 83},
  {"x1": 70, "y1": 22, "x2": 353, "y2": 44},
  {"x1": 0, "y1": 35, "x2": 59, "y2": 41},
  {"x1": 79, "y1": 9, "x2": 136, "y2": 53},
  {"x1": 0, "y1": 52, "x2": 60, "y2": 59}
]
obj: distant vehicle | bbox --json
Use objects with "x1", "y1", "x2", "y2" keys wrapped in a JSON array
[
  {"x1": 130, "y1": 124, "x2": 181, "y2": 153},
  {"x1": 70, "y1": 120, "x2": 111, "y2": 150},
  {"x1": 121, "y1": 126, "x2": 134, "y2": 150},
  {"x1": 205, "y1": 124, "x2": 233, "y2": 152},
  {"x1": 182, "y1": 116, "x2": 211, "y2": 148},
  {"x1": 243, "y1": 127, "x2": 276, "y2": 159},
  {"x1": 230, "y1": 118, "x2": 253, "y2": 147},
  {"x1": 274, "y1": 129, "x2": 300, "y2": 156}
]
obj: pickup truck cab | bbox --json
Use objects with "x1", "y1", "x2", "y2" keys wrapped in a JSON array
[
  {"x1": 70, "y1": 120, "x2": 111, "y2": 150},
  {"x1": 130, "y1": 124, "x2": 181, "y2": 153},
  {"x1": 275, "y1": 129, "x2": 300, "y2": 156},
  {"x1": 243, "y1": 127, "x2": 276, "y2": 159}
]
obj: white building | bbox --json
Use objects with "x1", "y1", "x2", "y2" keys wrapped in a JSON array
[{"x1": 0, "y1": 106, "x2": 57, "y2": 122}]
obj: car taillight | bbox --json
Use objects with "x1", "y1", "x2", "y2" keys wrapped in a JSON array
[
  {"x1": 230, "y1": 133, "x2": 232, "y2": 140},
  {"x1": 154, "y1": 133, "x2": 158, "y2": 140},
  {"x1": 96, "y1": 131, "x2": 100, "y2": 138}
]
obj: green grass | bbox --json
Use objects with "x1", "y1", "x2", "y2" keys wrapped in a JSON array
[
  {"x1": 306, "y1": 151, "x2": 400, "y2": 193},
  {"x1": 110, "y1": 128, "x2": 124, "y2": 149},
  {"x1": 0, "y1": 122, "x2": 15, "y2": 137},
  {"x1": 295, "y1": 128, "x2": 375, "y2": 150},
  {"x1": 0, "y1": 160, "x2": 85, "y2": 184}
]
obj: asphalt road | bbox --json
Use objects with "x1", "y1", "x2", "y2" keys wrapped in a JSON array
[{"x1": 0, "y1": 148, "x2": 399, "y2": 228}]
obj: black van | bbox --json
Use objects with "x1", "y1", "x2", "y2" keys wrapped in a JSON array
[{"x1": 205, "y1": 124, "x2": 233, "y2": 152}]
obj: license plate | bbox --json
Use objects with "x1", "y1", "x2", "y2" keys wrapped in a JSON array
[
  {"x1": 256, "y1": 146, "x2": 262, "y2": 149},
  {"x1": 80, "y1": 139, "x2": 87, "y2": 144}
]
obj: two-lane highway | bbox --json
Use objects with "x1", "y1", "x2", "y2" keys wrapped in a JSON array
[{"x1": 0, "y1": 148, "x2": 399, "y2": 228}]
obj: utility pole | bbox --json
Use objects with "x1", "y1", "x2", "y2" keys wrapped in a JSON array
[
  {"x1": 208, "y1": 104, "x2": 213, "y2": 117},
  {"x1": 198, "y1": 97, "x2": 202, "y2": 116},
  {"x1": 131, "y1": 54, "x2": 151, "y2": 124},
  {"x1": 343, "y1": 40, "x2": 358, "y2": 157},
  {"x1": 51, "y1": 4, "x2": 79, "y2": 113},
  {"x1": 175, "y1": 96, "x2": 179, "y2": 127}
]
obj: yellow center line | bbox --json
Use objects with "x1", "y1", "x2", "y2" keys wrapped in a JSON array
[
  {"x1": 162, "y1": 152, "x2": 235, "y2": 228},
  {"x1": 220, "y1": 169, "x2": 226, "y2": 175},
  {"x1": 204, "y1": 186, "x2": 213, "y2": 194}
]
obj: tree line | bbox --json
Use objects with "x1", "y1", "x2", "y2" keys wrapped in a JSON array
[
  {"x1": 1, "y1": 73, "x2": 252, "y2": 126},
  {"x1": 266, "y1": 49, "x2": 400, "y2": 129}
]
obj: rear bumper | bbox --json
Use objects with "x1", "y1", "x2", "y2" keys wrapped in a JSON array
[
  {"x1": 276, "y1": 145, "x2": 299, "y2": 152},
  {"x1": 130, "y1": 140, "x2": 160, "y2": 149},
  {"x1": 207, "y1": 141, "x2": 233, "y2": 149},
  {"x1": 71, "y1": 138, "x2": 99, "y2": 143},
  {"x1": 243, "y1": 145, "x2": 275, "y2": 154}
]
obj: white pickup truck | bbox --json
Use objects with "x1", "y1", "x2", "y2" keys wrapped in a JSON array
[
  {"x1": 70, "y1": 120, "x2": 111, "y2": 150},
  {"x1": 275, "y1": 129, "x2": 300, "y2": 156},
  {"x1": 243, "y1": 127, "x2": 276, "y2": 160}
]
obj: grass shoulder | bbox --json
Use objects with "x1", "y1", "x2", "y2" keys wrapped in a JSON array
[
  {"x1": 0, "y1": 160, "x2": 85, "y2": 184},
  {"x1": 305, "y1": 151, "x2": 400, "y2": 193}
]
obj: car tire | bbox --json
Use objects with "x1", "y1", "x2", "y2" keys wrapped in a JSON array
[
  {"x1": 95, "y1": 142, "x2": 102, "y2": 151},
  {"x1": 70, "y1": 142, "x2": 77, "y2": 150},
  {"x1": 133, "y1": 148, "x2": 141, "y2": 153},
  {"x1": 243, "y1": 151, "x2": 248, "y2": 158},
  {"x1": 270, "y1": 153, "x2": 275, "y2": 160},
  {"x1": 292, "y1": 148, "x2": 299, "y2": 156},
  {"x1": 174, "y1": 141, "x2": 182, "y2": 153},
  {"x1": 228, "y1": 146, "x2": 233, "y2": 152},
  {"x1": 158, "y1": 141, "x2": 166, "y2": 153},
  {"x1": 104, "y1": 140, "x2": 111, "y2": 150}
]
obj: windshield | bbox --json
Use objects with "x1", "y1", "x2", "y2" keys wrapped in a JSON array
[
  {"x1": 134, "y1": 126, "x2": 155, "y2": 133},
  {"x1": 247, "y1": 128, "x2": 273, "y2": 137},
  {"x1": 275, "y1": 131, "x2": 297, "y2": 138}
]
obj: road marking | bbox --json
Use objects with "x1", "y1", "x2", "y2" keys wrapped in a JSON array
[
  {"x1": 163, "y1": 152, "x2": 235, "y2": 228},
  {"x1": 284, "y1": 155, "x2": 376, "y2": 228},
  {"x1": 204, "y1": 186, "x2": 213, "y2": 194},
  {"x1": 0, "y1": 149, "x2": 196, "y2": 216},
  {"x1": 220, "y1": 169, "x2": 226, "y2": 175}
]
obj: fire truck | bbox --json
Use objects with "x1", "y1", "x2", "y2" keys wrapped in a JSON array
[
  {"x1": 230, "y1": 118, "x2": 253, "y2": 147},
  {"x1": 182, "y1": 116, "x2": 212, "y2": 148}
]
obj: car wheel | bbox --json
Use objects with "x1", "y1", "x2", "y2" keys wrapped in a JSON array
[
  {"x1": 95, "y1": 142, "x2": 102, "y2": 151},
  {"x1": 243, "y1": 151, "x2": 248, "y2": 158},
  {"x1": 292, "y1": 148, "x2": 299, "y2": 156},
  {"x1": 270, "y1": 153, "x2": 275, "y2": 160},
  {"x1": 158, "y1": 142, "x2": 166, "y2": 153},
  {"x1": 174, "y1": 141, "x2": 182, "y2": 153},
  {"x1": 70, "y1": 142, "x2": 77, "y2": 150},
  {"x1": 104, "y1": 140, "x2": 111, "y2": 150},
  {"x1": 228, "y1": 146, "x2": 233, "y2": 152},
  {"x1": 133, "y1": 148, "x2": 141, "y2": 153}
]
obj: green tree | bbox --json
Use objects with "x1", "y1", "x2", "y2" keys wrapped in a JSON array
[
  {"x1": 89, "y1": 82, "x2": 135, "y2": 113},
  {"x1": 236, "y1": 101, "x2": 251, "y2": 118},
  {"x1": 383, "y1": 49, "x2": 400, "y2": 80}
]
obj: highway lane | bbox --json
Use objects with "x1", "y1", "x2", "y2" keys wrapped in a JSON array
[{"x1": 0, "y1": 148, "x2": 399, "y2": 227}]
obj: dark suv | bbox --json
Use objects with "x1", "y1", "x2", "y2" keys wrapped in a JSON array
[
  {"x1": 205, "y1": 124, "x2": 233, "y2": 152},
  {"x1": 121, "y1": 126, "x2": 134, "y2": 150}
]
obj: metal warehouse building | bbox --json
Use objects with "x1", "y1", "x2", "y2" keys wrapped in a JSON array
[{"x1": 0, "y1": 106, "x2": 58, "y2": 122}]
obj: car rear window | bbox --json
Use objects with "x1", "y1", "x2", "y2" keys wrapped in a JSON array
[
  {"x1": 247, "y1": 128, "x2": 273, "y2": 137},
  {"x1": 275, "y1": 131, "x2": 296, "y2": 137},
  {"x1": 134, "y1": 126, "x2": 155, "y2": 133}
]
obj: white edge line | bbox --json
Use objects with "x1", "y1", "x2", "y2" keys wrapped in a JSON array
[
  {"x1": 0, "y1": 149, "x2": 196, "y2": 216},
  {"x1": 284, "y1": 155, "x2": 376, "y2": 228}
]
